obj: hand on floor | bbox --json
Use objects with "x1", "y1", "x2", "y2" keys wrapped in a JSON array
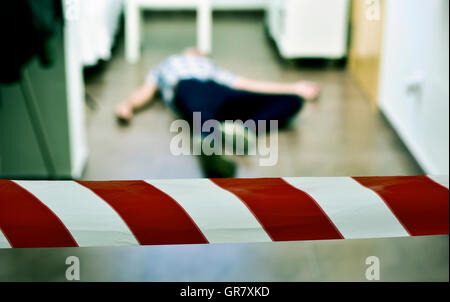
[
  {"x1": 115, "y1": 103, "x2": 134, "y2": 124},
  {"x1": 293, "y1": 81, "x2": 321, "y2": 102}
]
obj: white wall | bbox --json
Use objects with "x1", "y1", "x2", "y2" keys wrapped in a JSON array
[{"x1": 379, "y1": 0, "x2": 449, "y2": 174}]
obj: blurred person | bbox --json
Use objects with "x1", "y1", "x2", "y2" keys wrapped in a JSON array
[
  {"x1": 116, "y1": 47, "x2": 320, "y2": 125},
  {"x1": 115, "y1": 47, "x2": 320, "y2": 176}
]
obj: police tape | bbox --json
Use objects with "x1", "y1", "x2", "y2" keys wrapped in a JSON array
[{"x1": 0, "y1": 175, "x2": 448, "y2": 248}]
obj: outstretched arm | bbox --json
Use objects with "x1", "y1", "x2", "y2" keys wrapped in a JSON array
[{"x1": 115, "y1": 80, "x2": 158, "y2": 122}]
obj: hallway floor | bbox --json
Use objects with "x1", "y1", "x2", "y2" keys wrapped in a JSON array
[{"x1": 82, "y1": 12, "x2": 422, "y2": 180}]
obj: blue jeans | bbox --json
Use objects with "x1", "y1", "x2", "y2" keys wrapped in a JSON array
[{"x1": 173, "y1": 79, "x2": 304, "y2": 135}]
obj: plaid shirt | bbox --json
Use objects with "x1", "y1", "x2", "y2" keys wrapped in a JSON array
[{"x1": 146, "y1": 54, "x2": 238, "y2": 105}]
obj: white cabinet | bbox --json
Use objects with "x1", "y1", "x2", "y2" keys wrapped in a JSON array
[
  {"x1": 212, "y1": 0, "x2": 267, "y2": 10},
  {"x1": 378, "y1": 0, "x2": 449, "y2": 174},
  {"x1": 266, "y1": 0, "x2": 350, "y2": 59}
]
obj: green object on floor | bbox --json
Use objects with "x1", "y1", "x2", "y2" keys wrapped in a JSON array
[
  {"x1": 220, "y1": 121, "x2": 257, "y2": 156},
  {"x1": 198, "y1": 153, "x2": 237, "y2": 178},
  {"x1": 194, "y1": 121, "x2": 256, "y2": 178}
]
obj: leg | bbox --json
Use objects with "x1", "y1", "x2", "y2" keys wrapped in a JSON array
[
  {"x1": 217, "y1": 89, "x2": 304, "y2": 132},
  {"x1": 250, "y1": 94, "x2": 303, "y2": 129},
  {"x1": 174, "y1": 80, "x2": 303, "y2": 132},
  {"x1": 174, "y1": 80, "x2": 237, "y2": 177},
  {"x1": 174, "y1": 80, "x2": 231, "y2": 129}
]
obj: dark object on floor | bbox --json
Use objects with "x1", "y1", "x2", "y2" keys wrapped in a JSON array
[
  {"x1": 116, "y1": 115, "x2": 131, "y2": 126},
  {"x1": 198, "y1": 154, "x2": 237, "y2": 178},
  {"x1": 85, "y1": 92, "x2": 98, "y2": 110}
]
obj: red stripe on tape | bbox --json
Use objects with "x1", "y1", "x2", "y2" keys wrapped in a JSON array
[
  {"x1": 78, "y1": 181, "x2": 208, "y2": 245},
  {"x1": 353, "y1": 176, "x2": 449, "y2": 236},
  {"x1": 0, "y1": 180, "x2": 77, "y2": 248},
  {"x1": 212, "y1": 178, "x2": 343, "y2": 241}
]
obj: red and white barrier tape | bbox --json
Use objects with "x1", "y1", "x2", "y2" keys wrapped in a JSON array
[{"x1": 0, "y1": 176, "x2": 448, "y2": 248}]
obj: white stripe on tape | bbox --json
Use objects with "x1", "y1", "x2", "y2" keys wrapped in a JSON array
[
  {"x1": 428, "y1": 175, "x2": 449, "y2": 189},
  {"x1": 146, "y1": 179, "x2": 272, "y2": 243},
  {"x1": 0, "y1": 228, "x2": 11, "y2": 248},
  {"x1": 14, "y1": 181, "x2": 139, "y2": 247},
  {"x1": 282, "y1": 177, "x2": 409, "y2": 239}
]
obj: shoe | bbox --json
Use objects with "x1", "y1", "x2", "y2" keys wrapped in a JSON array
[
  {"x1": 198, "y1": 153, "x2": 237, "y2": 178},
  {"x1": 192, "y1": 133, "x2": 237, "y2": 178}
]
